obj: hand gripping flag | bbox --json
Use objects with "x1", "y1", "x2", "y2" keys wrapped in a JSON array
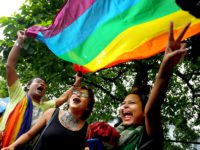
[{"x1": 26, "y1": 0, "x2": 200, "y2": 73}]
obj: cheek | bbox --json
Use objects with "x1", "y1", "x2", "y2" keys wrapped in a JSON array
[
  {"x1": 82, "y1": 99, "x2": 90, "y2": 107},
  {"x1": 119, "y1": 107, "x2": 123, "y2": 115}
]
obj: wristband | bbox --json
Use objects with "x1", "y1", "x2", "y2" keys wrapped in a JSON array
[{"x1": 14, "y1": 40, "x2": 23, "y2": 48}]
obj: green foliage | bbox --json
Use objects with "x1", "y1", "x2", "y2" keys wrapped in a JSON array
[
  {"x1": 0, "y1": 0, "x2": 199, "y2": 149},
  {"x1": 0, "y1": 78, "x2": 8, "y2": 98}
]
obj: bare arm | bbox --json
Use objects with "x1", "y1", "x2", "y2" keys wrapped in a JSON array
[
  {"x1": 144, "y1": 22, "x2": 190, "y2": 137},
  {"x1": 6, "y1": 31, "x2": 26, "y2": 86},
  {"x1": 1, "y1": 108, "x2": 55, "y2": 150},
  {"x1": 54, "y1": 72, "x2": 82, "y2": 107}
]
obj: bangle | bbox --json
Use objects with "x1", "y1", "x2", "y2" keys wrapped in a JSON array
[{"x1": 14, "y1": 40, "x2": 23, "y2": 48}]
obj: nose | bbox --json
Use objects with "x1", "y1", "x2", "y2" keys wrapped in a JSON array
[{"x1": 123, "y1": 102, "x2": 129, "y2": 108}]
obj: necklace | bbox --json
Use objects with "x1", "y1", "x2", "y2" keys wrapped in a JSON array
[{"x1": 60, "y1": 111, "x2": 80, "y2": 130}]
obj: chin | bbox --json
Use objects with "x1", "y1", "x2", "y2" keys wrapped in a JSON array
[{"x1": 122, "y1": 120, "x2": 134, "y2": 126}]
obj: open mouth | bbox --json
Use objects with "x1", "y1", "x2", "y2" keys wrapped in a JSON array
[
  {"x1": 73, "y1": 98, "x2": 81, "y2": 104},
  {"x1": 37, "y1": 86, "x2": 44, "y2": 93},
  {"x1": 122, "y1": 111, "x2": 133, "y2": 120}
]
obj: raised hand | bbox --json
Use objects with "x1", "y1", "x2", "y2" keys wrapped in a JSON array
[
  {"x1": 74, "y1": 72, "x2": 83, "y2": 87},
  {"x1": 16, "y1": 30, "x2": 27, "y2": 46},
  {"x1": 17, "y1": 30, "x2": 26, "y2": 39},
  {"x1": 159, "y1": 22, "x2": 191, "y2": 76}
]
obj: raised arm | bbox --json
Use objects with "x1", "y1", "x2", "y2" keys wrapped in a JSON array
[
  {"x1": 6, "y1": 31, "x2": 26, "y2": 86},
  {"x1": 54, "y1": 72, "x2": 83, "y2": 107},
  {"x1": 144, "y1": 22, "x2": 190, "y2": 137}
]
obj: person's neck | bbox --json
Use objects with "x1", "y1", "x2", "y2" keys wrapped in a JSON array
[
  {"x1": 28, "y1": 95, "x2": 41, "y2": 104},
  {"x1": 61, "y1": 110, "x2": 84, "y2": 130},
  {"x1": 68, "y1": 109, "x2": 83, "y2": 120}
]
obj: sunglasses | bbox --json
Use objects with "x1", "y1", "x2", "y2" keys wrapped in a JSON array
[{"x1": 72, "y1": 90, "x2": 89, "y2": 98}]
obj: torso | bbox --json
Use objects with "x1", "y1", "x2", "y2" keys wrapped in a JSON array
[{"x1": 34, "y1": 108, "x2": 88, "y2": 150}]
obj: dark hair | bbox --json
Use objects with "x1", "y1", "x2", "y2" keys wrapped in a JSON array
[
  {"x1": 80, "y1": 86, "x2": 95, "y2": 120},
  {"x1": 24, "y1": 77, "x2": 46, "y2": 92},
  {"x1": 176, "y1": 0, "x2": 200, "y2": 18},
  {"x1": 130, "y1": 85, "x2": 151, "y2": 110}
]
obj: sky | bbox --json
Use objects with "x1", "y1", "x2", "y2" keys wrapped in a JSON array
[{"x1": 0, "y1": 0, "x2": 25, "y2": 39}]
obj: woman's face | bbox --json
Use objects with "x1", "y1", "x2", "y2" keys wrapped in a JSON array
[
  {"x1": 119, "y1": 94, "x2": 144, "y2": 126},
  {"x1": 69, "y1": 89, "x2": 90, "y2": 112}
]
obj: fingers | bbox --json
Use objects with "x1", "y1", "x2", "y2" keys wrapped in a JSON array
[
  {"x1": 180, "y1": 42, "x2": 187, "y2": 49},
  {"x1": 172, "y1": 46, "x2": 188, "y2": 58},
  {"x1": 176, "y1": 22, "x2": 191, "y2": 43},
  {"x1": 168, "y1": 22, "x2": 174, "y2": 42},
  {"x1": 17, "y1": 30, "x2": 27, "y2": 41},
  {"x1": 17, "y1": 30, "x2": 25, "y2": 35},
  {"x1": 77, "y1": 71, "x2": 82, "y2": 77}
]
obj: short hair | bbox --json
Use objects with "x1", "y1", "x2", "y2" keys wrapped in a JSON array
[{"x1": 24, "y1": 76, "x2": 46, "y2": 92}]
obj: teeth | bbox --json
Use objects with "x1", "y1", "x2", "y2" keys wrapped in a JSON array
[{"x1": 124, "y1": 115, "x2": 131, "y2": 119}]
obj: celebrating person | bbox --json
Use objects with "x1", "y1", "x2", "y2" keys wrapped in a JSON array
[
  {"x1": 115, "y1": 22, "x2": 190, "y2": 149},
  {"x1": 0, "y1": 30, "x2": 82, "y2": 148},
  {"x1": 86, "y1": 21, "x2": 191, "y2": 150},
  {"x1": 2, "y1": 85, "x2": 95, "y2": 150}
]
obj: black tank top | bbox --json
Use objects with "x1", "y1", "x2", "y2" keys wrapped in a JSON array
[{"x1": 34, "y1": 109, "x2": 88, "y2": 150}]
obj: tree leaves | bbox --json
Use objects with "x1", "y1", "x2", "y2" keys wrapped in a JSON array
[{"x1": 0, "y1": 0, "x2": 199, "y2": 149}]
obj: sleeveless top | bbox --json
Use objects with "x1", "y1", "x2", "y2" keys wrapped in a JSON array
[{"x1": 34, "y1": 109, "x2": 88, "y2": 150}]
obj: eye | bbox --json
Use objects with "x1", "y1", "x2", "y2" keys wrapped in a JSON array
[
  {"x1": 129, "y1": 101, "x2": 135, "y2": 104},
  {"x1": 120, "y1": 102, "x2": 125, "y2": 106}
]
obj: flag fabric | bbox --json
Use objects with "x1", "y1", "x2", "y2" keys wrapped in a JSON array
[
  {"x1": 2, "y1": 96, "x2": 33, "y2": 147},
  {"x1": 26, "y1": 0, "x2": 200, "y2": 73}
]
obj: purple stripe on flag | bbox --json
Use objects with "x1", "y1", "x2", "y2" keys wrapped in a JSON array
[{"x1": 27, "y1": 0, "x2": 96, "y2": 38}]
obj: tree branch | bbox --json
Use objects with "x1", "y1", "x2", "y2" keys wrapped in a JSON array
[{"x1": 84, "y1": 80, "x2": 122, "y2": 102}]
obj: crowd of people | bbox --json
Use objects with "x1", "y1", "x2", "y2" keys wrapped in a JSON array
[{"x1": 0, "y1": 4, "x2": 196, "y2": 149}]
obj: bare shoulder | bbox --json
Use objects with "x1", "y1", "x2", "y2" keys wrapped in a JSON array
[{"x1": 43, "y1": 108, "x2": 57, "y2": 121}]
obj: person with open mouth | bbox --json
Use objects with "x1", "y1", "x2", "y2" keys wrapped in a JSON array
[
  {"x1": 2, "y1": 82, "x2": 95, "y2": 150},
  {"x1": 115, "y1": 22, "x2": 191, "y2": 150},
  {"x1": 0, "y1": 30, "x2": 83, "y2": 149}
]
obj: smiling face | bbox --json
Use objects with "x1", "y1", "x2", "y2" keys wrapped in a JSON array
[
  {"x1": 27, "y1": 78, "x2": 47, "y2": 101},
  {"x1": 119, "y1": 94, "x2": 144, "y2": 126}
]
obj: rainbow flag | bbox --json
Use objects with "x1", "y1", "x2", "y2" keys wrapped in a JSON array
[
  {"x1": 27, "y1": 0, "x2": 200, "y2": 73},
  {"x1": 2, "y1": 96, "x2": 33, "y2": 147}
]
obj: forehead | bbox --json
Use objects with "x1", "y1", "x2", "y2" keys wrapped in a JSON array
[
  {"x1": 76, "y1": 88, "x2": 88, "y2": 93},
  {"x1": 32, "y1": 78, "x2": 45, "y2": 83},
  {"x1": 123, "y1": 94, "x2": 141, "y2": 102}
]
